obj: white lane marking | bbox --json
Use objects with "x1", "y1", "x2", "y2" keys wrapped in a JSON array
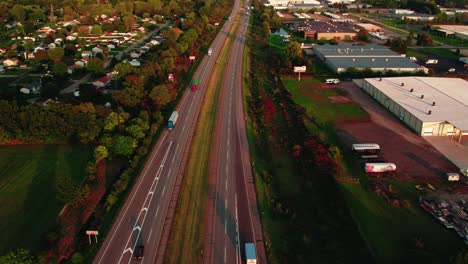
[
  {"x1": 97, "y1": 132, "x2": 168, "y2": 264},
  {"x1": 224, "y1": 246, "x2": 227, "y2": 263},
  {"x1": 235, "y1": 194, "x2": 240, "y2": 264},
  {"x1": 225, "y1": 178, "x2": 228, "y2": 191},
  {"x1": 118, "y1": 141, "x2": 173, "y2": 264},
  {"x1": 147, "y1": 228, "x2": 153, "y2": 243},
  {"x1": 162, "y1": 185, "x2": 166, "y2": 195}
]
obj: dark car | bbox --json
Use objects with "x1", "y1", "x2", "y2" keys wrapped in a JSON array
[{"x1": 133, "y1": 245, "x2": 144, "y2": 260}]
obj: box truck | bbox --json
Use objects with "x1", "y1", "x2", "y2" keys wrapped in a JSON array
[
  {"x1": 365, "y1": 163, "x2": 396, "y2": 173},
  {"x1": 245, "y1": 243, "x2": 257, "y2": 264},
  {"x1": 168, "y1": 111, "x2": 178, "y2": 130},
  {"x1": 192, "y1": 78, "x2": 199, "y2": 92}
]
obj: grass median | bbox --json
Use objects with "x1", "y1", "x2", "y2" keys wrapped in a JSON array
[{"x1": 164, "y1": 15, "x2": 240, "y2": 264}]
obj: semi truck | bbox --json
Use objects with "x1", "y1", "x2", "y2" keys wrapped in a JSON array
[
  {"x1": 168, "y1": 111, "x2": 178, "y2": 130},
  {"x1": 365, "y1": 163, "x2": 396, "y2": 173},
  {"x1": 208, "y1": 48, "x2": 213, "y2": 56},
  {"x1": 245, "y1": 243, "x2": 257, "y2": 264},
  {"x1": 192, "y1": 78, "x2": 199, "y2": 92}
]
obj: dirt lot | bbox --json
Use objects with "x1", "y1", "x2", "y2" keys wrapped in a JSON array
[{"x1": 335, "y1": 81, "x2": 459, "y2": 182}]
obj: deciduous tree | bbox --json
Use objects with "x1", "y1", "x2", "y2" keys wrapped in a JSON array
[
  {"x1": 149, "y1": 84, "x2": 171, "y2": 109},
  {"x1": 47, "y1": 47, "x2": 65, "y2": 62}
]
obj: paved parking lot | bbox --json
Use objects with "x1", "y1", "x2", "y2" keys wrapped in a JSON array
[{"x1": 335, "y1": 80, "x2": 461, "y2": 181}]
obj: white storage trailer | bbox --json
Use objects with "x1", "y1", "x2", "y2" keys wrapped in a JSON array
[
  {"x1": 245, "y1": 243, "x2": 257, "y2": 264},
  {"x1": 352, "y1": 143, "x2": 381, "y2": 154},
  {"x1": 365, "y1": 163, "x2": 396, "y2": 173},
  {"x1": 168, "y1": 111, "x2": 178, "y2": 130}
]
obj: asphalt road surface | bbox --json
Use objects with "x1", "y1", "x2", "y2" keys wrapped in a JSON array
[
  {"x1": 204, "y1": 1, "x2": 267, "y2": 263},
  {"x1": 93, "y1": 14, "x2": 235, "y2": 264}
]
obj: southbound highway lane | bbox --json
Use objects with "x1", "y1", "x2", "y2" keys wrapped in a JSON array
[
  {"x1": 93, "y1": 12, "x2": 237, "y2": 264},
  {"x1": 205, "y1": 1, "x2": 267, "y2": 264}
]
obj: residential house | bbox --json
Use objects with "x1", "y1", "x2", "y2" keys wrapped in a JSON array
[
  {"x1": 34, "y1": 46, "x2": 45, "y2": 53},
  {"x1": 82, "y1": 51, "x2": 91, "y2": 59},
  {"x1": 48, "y1": 43, "x2": 56, "y2": 49},
  {"x1": 0, "y1": 48, "x2": 6, "y2": 55},
  {"x1": 75, "y1": 59, "x2": 87, "y2": 67},
  {"x1": 130, "y1": 59, "x2": 141, "y2": 67},
  {"x1": 92, "y1": 75, "x2": 111, "y2": 87},
  {"x1": 25, "y1": 52, "x2": 35, "y2": 60},
  {"x1": 130, "y1": 51, "x2": 140, "y2": 58},
  {"x1": 67, "y1": 64, "x2": 77, "y2": 74},
  {"x1": 3, "y1": 58, "x2": 19, "y2": 67},
  {"x1": 66, "y1": 35, "x2": 77, "y2": 41},
  {"x1": 107, "y1": 44, "x2": 115, "y2": 50},
  {"x1": 92, "y1": 46, "x2": 104, "y2": 56}
]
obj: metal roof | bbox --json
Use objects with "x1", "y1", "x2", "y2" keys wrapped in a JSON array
[
  {"x1": 365, "y1": 77, "x2": 468, "y2": 130},
  {"x1": 329, "y1": 57, "x2": 421, "y2": 69},
  {"x1": 313, "y1": 44, "x2": 399, "y2": 57}
]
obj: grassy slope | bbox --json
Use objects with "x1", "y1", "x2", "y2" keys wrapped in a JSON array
[
  {"x1": 0, "y1": 145, "x2": 91, "y2": 254},
  {"x1": 282, "y1": 76, "x2": 463, "y2": 264},
  {"x1": 164, "y1": 14, "x2": 238, "y2": 264}
]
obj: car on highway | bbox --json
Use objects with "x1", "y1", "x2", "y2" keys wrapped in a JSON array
[
  {"x1": 448, "y1": 68, "x2": 456, "y2": 73},
  {"x1": 133, "y1": 245, "x2": 144, "y2": 261}
]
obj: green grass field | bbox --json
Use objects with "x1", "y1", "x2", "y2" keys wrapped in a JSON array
[
  {"x1": 406, "y1": 49, "x2": 428, "y2": 58},
  {"x1": 282, "y1": 76, "x2": 463, "y2": 263},
  {"x1": 421, "y1": 48, "x2": 461, "y2": 60},
  {"x1": 0, "y1": 145, "x2": 92, "y2": 254},
  {"x1": 283, "y1": 77, "x2": 369, "y2": 124}
]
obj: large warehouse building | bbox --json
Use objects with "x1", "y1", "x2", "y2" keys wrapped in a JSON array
[
  {"x1": 360, "y1": 77, "x2": 468, "y2": 141},
  {"x1": 312, "y1": 44, "x2": 425, "y2": 73}
]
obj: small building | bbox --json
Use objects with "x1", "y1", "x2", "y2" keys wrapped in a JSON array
[
  {"x1": 431, "y1": 25, "x2": 468, "y2": 40},
  {"x1": 130, "y1": 51, "x2": 140, "y2": 58},
  {"x1": 66, "y1": 35, "x2": 77, "y2": 41},
  {"x1": 75, "y1": 60, "x2": 87, "y2": 67},
  {"x1": 67, "y1": 64, "x2": 77, "y2": 74},
  {"x1": 81, "y1": 51, "x2": 91, "y2": 59},
  {"x1": 400, "y1": 14, "x2": 436, "y2": 21},
  {"x1": 130, "y1": 59, "x2": 141, "y2": 67},
  {"x1": 48, "y1": 43, "x2": 56, "y2": 49},
  {"x1": 3, "y1": 58, "x2": 19, "y2": 67},
  {"x1": 391, "y1": 9, "x2": 415, "y2": 14},
  {"x1": 92, "y1": 46, "x2": 104, "y2": 55},
  {"x1": 92, "y1": 75, "x2": 111, "y2": 87}
]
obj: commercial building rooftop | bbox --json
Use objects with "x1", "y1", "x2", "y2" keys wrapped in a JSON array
[
  {"x1": 365, "y1": 77, "x2": 468, "y2": 130},
  {"x1": 313, "y1": 44, "x2": 401, "y2": 57},
  {"x1": 330, "y1": 57, "x2": 421, "y2": 69},
  {"x1": 293, "y1": 21, "x2": 355, "y2": 33}
]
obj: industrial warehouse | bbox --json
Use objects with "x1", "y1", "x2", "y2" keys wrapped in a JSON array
[
  {"x1": 360, "y1": 77, "x2": 468, "y2": 139},
  {"x1": 312, "y1": 44, "x2": 425, "y2": 73}
]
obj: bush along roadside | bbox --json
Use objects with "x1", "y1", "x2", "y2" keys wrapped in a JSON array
[{"x1": 244, "y1": 1, "x2": 374, "y2": 263}]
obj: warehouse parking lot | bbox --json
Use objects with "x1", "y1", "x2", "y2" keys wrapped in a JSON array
[{"x1": 336, "y1": 80, "x2": 460, "y2": 182}]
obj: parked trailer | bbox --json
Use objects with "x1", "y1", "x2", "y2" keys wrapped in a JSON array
[
  {"x1": 192, "y1": 78, "x2": 199, "y2": 92},
  {"x1": 365, "y1": 163, "x2": 396, "y2": 173},
  {"x1": 245, "y1": 243, "x2": 257, "y2": 264},
  {"x1": 352, "y1": 143, "x2": 381, "y2": 155},
  {"x1": 168, "y1": 111, "x2": 178, "y2": 130}
]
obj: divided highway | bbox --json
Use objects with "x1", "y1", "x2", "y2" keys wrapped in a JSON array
[
  {"x1": 93, "y1": 10, "x2": 238, "y2": 264},
  {"x1": 204, "y1": 1, "x2": 267, "y2": 263}
]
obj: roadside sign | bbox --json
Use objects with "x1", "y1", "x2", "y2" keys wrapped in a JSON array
[
  {"x1": 293, "y1": 66, "x2": 306, "y2": 81},
  {"x1": 86, "y1": 230, "x2": 99, "y2": 244},
  {"x1": 293, "y1": 66, "x2": 306, "y2": 73}
]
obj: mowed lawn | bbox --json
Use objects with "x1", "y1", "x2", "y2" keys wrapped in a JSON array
[
  {"x1": 283, "y1": 77, "x2": 369, "y2": 124},
  {"x1": 283, "y1": 77, "x2": 463, "y2": 263},
  {"x1": 0, "y1": 145, "x2": 91, "y2": 254}
]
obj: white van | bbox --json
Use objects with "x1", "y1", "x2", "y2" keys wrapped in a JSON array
[
  {"x1": 426, "y1": 59, "x2": 438, "y2": 64},
  {"x1": 325, "y1": 79, "x2": 340, "y2": 84}
]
